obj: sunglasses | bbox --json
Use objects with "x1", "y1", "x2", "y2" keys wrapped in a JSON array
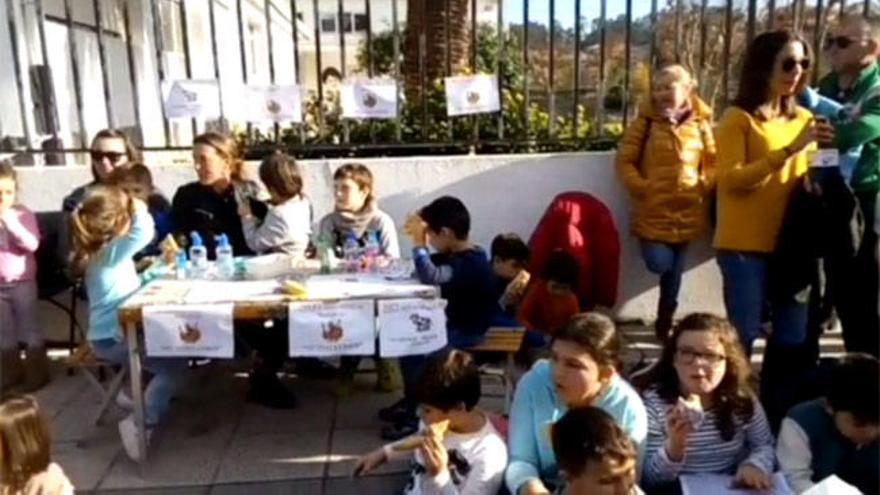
[
  {"x1": 781, "y1": 57, "x2": 811, "y2": 73},
  {"x1": 90, "y1": 150, "x2": 126, "y2": 163},
  {"x1": 824, "y1": 36, "x2": 857, "y2": 50}
]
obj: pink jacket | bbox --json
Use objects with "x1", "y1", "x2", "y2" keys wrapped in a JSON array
[{"x1": 0, "y1": 206, "x2": 40, "y2": 283}]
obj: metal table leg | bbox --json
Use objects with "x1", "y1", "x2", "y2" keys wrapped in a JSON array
[{"x1": 126, "y1": 321, "x2": 148, "y2": 473}]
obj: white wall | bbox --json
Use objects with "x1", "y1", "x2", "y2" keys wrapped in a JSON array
[{"x1": 15, "y1": 151, "x2": 725, "y2": 322}]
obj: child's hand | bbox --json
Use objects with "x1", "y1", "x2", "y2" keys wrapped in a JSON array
[
  {"x1": 419, "y1": 434, "x2": 448, "y2": 478},
  {"x1": 131, "y1": 198, "x2": 149, "y2": 214},
  {"x1": 663, "y1": 406, "x2": 693, "y2": 462},
  {"x1": 404, "y1": 214, "x2": 427, "y2": 247},
  {"x1": 734, "y1": 463, "x2": 772, "y2": 490},
  {"x1": 353, "y1": 448, "x2": 387, "y2": 477}
]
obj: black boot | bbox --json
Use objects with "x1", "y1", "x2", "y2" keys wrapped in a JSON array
[
  {"x1": 247, "y1": 370, "x2": 298, "y2": 409},
  {"x1": 654, "y1": 304, "x2": 676, "y2": 341}
]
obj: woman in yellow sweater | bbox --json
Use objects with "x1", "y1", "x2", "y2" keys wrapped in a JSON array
[{"x1": 714, "y1": 30, "x2": 834, "y2": 358}]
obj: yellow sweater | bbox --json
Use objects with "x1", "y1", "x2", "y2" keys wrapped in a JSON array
[{"x1": 713, "y1": 106, "x2": 811, "y2": 253}]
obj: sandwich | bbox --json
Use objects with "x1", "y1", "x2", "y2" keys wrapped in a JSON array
[
  {"x1": 676, "y1": 394, "x2": 705, "y2": 427},
  {"x1": 391, "y1": 420, "x2": 450, "y2": 452}
]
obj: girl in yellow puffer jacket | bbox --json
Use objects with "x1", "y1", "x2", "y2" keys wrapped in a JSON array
[{"x1": 615, "y1": 65, "x2": 716, "y2": 340}]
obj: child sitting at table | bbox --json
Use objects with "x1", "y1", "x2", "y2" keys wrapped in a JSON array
[
  {"x1": 71, "y1": 185, "x2": 188, "y2": 462},
  {"x1": 354, "y1": 349, "x2": 507, "y2": 495},
  {"x1": 0, "y1": 395, "x2": 74, "y2": 494},
  {"x1": 777, "y1": 353, "x2": 879, "y2": 494},
  {"x1": 516, "y1": 250, "x2": 581, "y2": 363},
  {"x1": 240, "y1": 152, "x2": 312, "y2": 257},
  {"x1": 490, "y1": 233, "x2": 531, "y2": 325},
  {"x1": 551, "y1": 406, "x2": 644, "y2": 495},
  {"x1": 379, "y1": 196, "x2": 496, "y2": 440},
  {"x1": 108, "y1": 163, "x2": 172, "y2": 261}
]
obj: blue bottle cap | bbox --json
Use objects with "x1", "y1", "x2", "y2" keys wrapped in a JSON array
[{"x1": 190, "y1": 231, "x2": 204, "y2": 247}]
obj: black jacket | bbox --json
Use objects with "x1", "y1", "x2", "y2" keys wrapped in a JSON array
[{"x1": 770, "y1": 172, "x2": 864, "y2": 302}]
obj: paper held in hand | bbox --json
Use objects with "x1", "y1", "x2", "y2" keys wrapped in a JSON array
[
  {"x1": 288, "y1": 300, "x2": 376, "y2": 357},
  {"x1": 679, "y1": 472, "x2": 794, "y2": 495},
  {"x1": 377, "y1": 299, "x2": 447, "y2": 358},
  {"x1": 143, "y1": 304, "x2": 234, "y2": 358},
  {"x1": 243, "y1": 85, "x2": 303, "y2": 123},
  {"x1": 341, "y1": 79, "x2": 398, "y2": 119},
  {"x1": 162, "y1": 80, "x2": 221, "y2": 120},
  {"x1": 444, "y1": 74, "x2": 501, "y2": 117}
]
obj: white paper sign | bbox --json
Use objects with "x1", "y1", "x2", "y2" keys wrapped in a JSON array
[
  {"x1": 680, "y1": 473, "x2": 794, "y2": 495},
  {"x1": 444, "y1": 74, "x2": 501, "y2": 116},
  {"x1": 803, "y1": 476, "x2": 862, "y2": 495},
  {"x1": 340, "y1": 80, "x2": 398, "y2": 119},
  {"x1": 378, "y1": 299, "x2": 448, "y2": 358},
  {"x1": 143, "y1": 304, "x2": 234, "y2": 358},
  {"x1": 162, "y1": 80, "x2": 221, "y2": 119},
  {"x1": 288, "y1": 300, "x2": 375, "y2": 357},
  {"x1": 244, "y1": 85, "x2": 303, "y2": 123}
]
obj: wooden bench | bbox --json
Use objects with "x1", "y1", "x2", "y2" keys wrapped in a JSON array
[{"x1": 466, "y1": 327, "x2": 526, "y2": 414}]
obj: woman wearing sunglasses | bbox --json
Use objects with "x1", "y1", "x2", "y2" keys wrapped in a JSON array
[
  {"x1": 61, "y1": 129, "x2": 140, "y2": 213},
  {"x1": 634, "y1": 314, "x2": 775, "y2": 494}
]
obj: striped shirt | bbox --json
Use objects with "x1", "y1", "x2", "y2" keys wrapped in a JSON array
[{"x1": 641, "y1": 387, "x2": 776, "y2": 488}]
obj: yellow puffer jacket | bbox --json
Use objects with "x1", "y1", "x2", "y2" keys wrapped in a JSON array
[{"x1": 615, "y1": 95, "x2": 716, "y2": 244}]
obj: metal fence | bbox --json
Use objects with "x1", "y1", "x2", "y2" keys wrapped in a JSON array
[{"x1": 1, "y1": 0, "x2": 878, "y2": 163}]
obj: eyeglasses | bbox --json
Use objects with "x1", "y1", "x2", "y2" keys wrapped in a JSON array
[
  {"x1": 781, "y1": 57, "x2": 811, "y2": 73},
  {"x1": 824, "y1": 36, "x2": 859, "y2": 50},
  {"x1": 675, "y1": 347, "x2": 726, "y2": 365},
  {"x1": 90, "y1": 150, "x2": 126, "y2": 163}
]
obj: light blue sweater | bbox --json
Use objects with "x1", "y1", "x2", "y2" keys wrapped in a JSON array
[
  {"x1": 85, "y1": 209, "x2": 154, "y2": 342},
  {"x1": 505, "y1": 360, "x2": 648, "y2": 494},
  {"x1": 799, "y1": 86, "x2": 862, "y2": 183}
]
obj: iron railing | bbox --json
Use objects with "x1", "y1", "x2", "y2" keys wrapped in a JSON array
[{"x1": 1, "y1": 0, "x2": 876, "y2": 164}]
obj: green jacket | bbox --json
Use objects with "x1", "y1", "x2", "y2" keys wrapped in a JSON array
[{"x1": 819, "y1": 62, "x2": 880, "y2": 193}]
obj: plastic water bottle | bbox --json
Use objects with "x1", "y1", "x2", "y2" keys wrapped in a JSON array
[
  {"x1": 188, "y1": 231, "x2": 208, "y2": 278},
  {"x1": 175, "y1": 250, "x2": 188, "y2": 280},
  {"x1": 317, "y1": 235, "x2": 333, "y2": 274},
  {"x1": 364, "y1": 231, "x2": 380, "y2": 272},
  {"x1": 215, "y1": 234, "x2": 235, "y2": 280},
  {"x1": 342, "y1": 232, "x2": 360, "y2": 273}
]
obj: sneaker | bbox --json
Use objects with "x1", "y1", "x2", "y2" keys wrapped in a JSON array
[
  {"x1": 118, "y1": 415, "x2": 152, "y2": 462},
  {"x1": 247, "y1": 372, "x2": 298, "y2": 409},
  {"x1": 381, "y1": 418, "x2": 419, "y2": 442},
  {"x1": 378, "y1": 398, "x2": 413, "y2": 423},
  {"x1": 115, "y1": 390, "x2": 133, "y2": 411}
]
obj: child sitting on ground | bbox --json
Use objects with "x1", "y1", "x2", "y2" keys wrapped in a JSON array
[
  {"x1": 379, "y1": 196, "x2": 496, "y2": 440},
  {"x1": 551, "y1": 406, "x2": 644, "y2": 495},
  {"x1": 0, "y1": 395, "x2": 74, "y2": 494},
  {"x1": 108, "y1": 163, "x2": 172, "y2": 260},
  {"x1": 490, "y1": 233, "x2": 531, "y2": 324},
  {"x1": 354, "y1": 349, "x2": 508, "y2": 495},
  {"x1": 517, "y1": 250, "x2": 581, "y2": 358},
  {"x1": 71, "y1": 185, "x2": 188, "y2": 461},
  {"x1": 239, "y1": 152, "x2": 312, "y2": 257},
  {"x1": 777, "y1": 353, "x2": 879, "y2": 494}
]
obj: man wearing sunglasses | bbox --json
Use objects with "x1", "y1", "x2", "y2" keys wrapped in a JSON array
[{"x1": 817, "y1": 16, "x2": 880, "y2": 357}]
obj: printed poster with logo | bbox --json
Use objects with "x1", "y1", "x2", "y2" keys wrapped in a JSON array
[
  {"x1": 288, "y1": 300, "x2": 375, "y2": 357},
  {"x1": 340, "y1": 79, "x2": 398, "y2": 119},
  {"x1": 243, "y1": 85, "x2": 303, "y2": 123},
  {"x1": 444, "y1": 74, "x2": 501, "y2": 117},
  {"x1": 377, "y1": 299, "x2": 448, "y2": 358},
  {"x1": 162, "y1": 80, "x2": 221, "y2": 119},
  {"x1": 143, "y1": 304, "x2": 234, "y2": 358}
]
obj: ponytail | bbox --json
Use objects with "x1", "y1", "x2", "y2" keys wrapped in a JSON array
[{"x1": 69, "y1": 186, "x2": 133, "y2": 276}]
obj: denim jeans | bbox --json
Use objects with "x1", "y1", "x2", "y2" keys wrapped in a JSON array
[
  {"x1": 716, "y1": 251, "x2": 811, "y2": 430},
  {"x1": 90, "y1": 339, "x2": 189, "y2": 427},
  {"x1": 640, "y1": 241, "x2": 688, "y2": 313}
]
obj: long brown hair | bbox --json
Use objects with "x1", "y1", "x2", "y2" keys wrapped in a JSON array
[
  {"x1": 193, "y1": 132, "x2": 244, "y2": 182},
  {"x1": 733, "y1": 30, "x2": 812, "y2": 119},
  {"x1": 90, "y1": 129, "x2": 141, "y2": 180},
  {"x1": 69, "y1": 185, "x2": 133, "y2": 276},
  {"x1": 636, "y1": 313, "x2": 755, "y2": 441},
  {"x1": 0, "y1": 396, "x2": 51, "y2": 492}
]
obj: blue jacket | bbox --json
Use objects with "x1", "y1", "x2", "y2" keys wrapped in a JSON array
[{"x1": 505, "y1": 360, "x2": 648, "y2": 493}]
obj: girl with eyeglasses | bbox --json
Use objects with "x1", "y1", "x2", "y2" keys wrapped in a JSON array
[{"x1": 634, "y1": 313, "x2": 775, "y2": 493}]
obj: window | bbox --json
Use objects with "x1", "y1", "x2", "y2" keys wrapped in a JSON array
[
  {"x1": 320, "y1": 15, "x2": 335, "y2": 33},
  {"x1": 354, "y1": 14, "x2": 368, "y2": 32}
]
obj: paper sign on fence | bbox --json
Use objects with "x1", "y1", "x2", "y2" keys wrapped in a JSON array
[
  {"x1": 162, "y1": 80, "x2": 221, "y2": 119},
  {"x1": 143, "y1": 304, "x2": 234, "y2": 358},
  {"x1": 244, "y1": 85, "x2": 303, "y2": 123},
  {"x1": 378, "y1": 299, "x2": 447, "y2": 358},
  {"x1": 340, "y1": 80, "x2": 398, "y2": 119},
  {"x1": 444, "y1": 74, "x2": 500, "y2": 117},
  {"x1": 288, "y1": 300, "x2": 375, "y2": 357}
]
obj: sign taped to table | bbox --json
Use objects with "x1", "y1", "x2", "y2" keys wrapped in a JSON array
[
  {"x1": 288, "y1": 300, "x2": 375, "y2": 357},
  {"x1": 378, "y1": 299, "x2": 447, "y2": 358},
  {"x1": 143, "y1": 304, "x2": 234, "y2": 358}
]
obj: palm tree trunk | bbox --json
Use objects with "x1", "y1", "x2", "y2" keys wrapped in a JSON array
[{"x1": 403, "y1": 0, "x2": 471, "y2": 103}]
